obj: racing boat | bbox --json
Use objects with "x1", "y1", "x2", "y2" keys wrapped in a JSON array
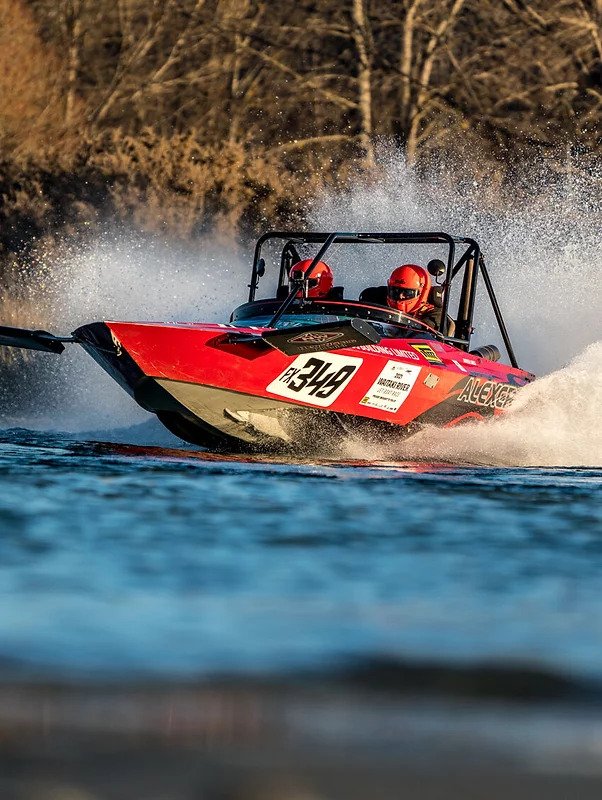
[{"x1": 0, "y1": 232, "x2": 534, "y2": 452}]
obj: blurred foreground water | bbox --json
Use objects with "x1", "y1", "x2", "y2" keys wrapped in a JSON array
[{"x1": 0, "y1": 426, "x2": 601, "y2": 798}]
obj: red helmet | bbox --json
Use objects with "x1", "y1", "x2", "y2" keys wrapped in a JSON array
[
  {"x1": 289, "y1": 259, "x2": 334, "y2": 299},
  {"x1": 387, "y1": 264, "x2": 430, "y2": 314}
]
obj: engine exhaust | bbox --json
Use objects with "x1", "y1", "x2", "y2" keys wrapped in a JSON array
[{"x1": 469, "y1": 344, "x2": 501, "y2": 362}]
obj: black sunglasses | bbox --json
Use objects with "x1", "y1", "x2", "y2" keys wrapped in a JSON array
[{"x1": 388, "y1": 286, "x2": 419, "y2": 301}]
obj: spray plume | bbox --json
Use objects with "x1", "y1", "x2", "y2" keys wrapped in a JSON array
[{"x1": 311, "y1": 148, "x2": 601, "y2": 466}]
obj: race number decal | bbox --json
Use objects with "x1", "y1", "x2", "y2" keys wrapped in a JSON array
[
  {"x1": 267, "y1": 353, "x2": 363, "y2": 407},
  {"x1": 360, "y1": 361, "x2": 421, "y2": 413}
]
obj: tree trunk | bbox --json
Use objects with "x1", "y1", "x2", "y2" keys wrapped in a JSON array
[
  {"x1": 351, "y1": 0, "x2": 375, "y2": 168},
  {"x1": 64, "y1": 0, "x2": 83, "y2": 124},
  {"x1": 398, "y1": 0, "x2": 423, "y2": 149},
  {"x1": 405, "y1": 0, "x2": 466, "y2": 164}
]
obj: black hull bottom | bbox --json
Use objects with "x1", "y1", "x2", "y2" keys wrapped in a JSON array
[
  {"x1": 142, "y1": 379, "x2": 420, "y2": 454},
  {"x1": 155, "y1": 410, "x2": 252, "y2": 453}
]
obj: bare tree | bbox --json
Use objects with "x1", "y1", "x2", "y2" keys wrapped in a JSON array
[
  {"x1": 391, "y1": 0, "x2": 467, "y2": 162},
  {"x1": 350, "y1": 0, "x2": 375, "y2": 167},
  {"x1": 63, "y1": 0, "x2": 84, "y2": 123}
]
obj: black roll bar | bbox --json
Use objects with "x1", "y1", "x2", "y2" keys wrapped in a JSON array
[
  {"x1": 268, "y1": 233, "x2": 338, "y2": 329},
  {"x1": 478, "y1": 255, "x2": 519, "y2": 368},
  {"x1": 247, "y1": 231, "x2": 520, "y2": 367}
]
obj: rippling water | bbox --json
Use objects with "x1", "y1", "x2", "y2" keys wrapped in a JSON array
[{"x1": 1, "y1": 426, "x2": 600, "y2": 688}]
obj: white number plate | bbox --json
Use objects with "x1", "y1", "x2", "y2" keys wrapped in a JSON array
[{"x1": 267, "y1": 353, "x2": 363, "y2": 407}]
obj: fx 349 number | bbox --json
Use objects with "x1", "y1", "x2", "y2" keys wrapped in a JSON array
[{"x1": 266, "y1": 353, "x2": 363, "y2": 407}]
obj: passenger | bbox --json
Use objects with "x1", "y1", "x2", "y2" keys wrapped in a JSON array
[
  {"x1": 289, "y1": 259, "x2": 334, "y2": 299},
  {"x1": 386, "y1": 263, "x2": 441, "y2": 329}
]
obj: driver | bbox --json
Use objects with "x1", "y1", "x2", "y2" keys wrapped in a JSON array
[
  {"x1": 386, "y1": 263, "x2": 440, "y2": 329},
  {"x1": 289, "y1": 259, "x2": 334, "y2": 299}
]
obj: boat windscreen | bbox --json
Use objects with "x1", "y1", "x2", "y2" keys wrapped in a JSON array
[
  {"x1": 229, "y1": 313, "x2": 438, "y2": 341},
  {"x1": 231, "y1": 313, "x2": 347, "y2": 329}
]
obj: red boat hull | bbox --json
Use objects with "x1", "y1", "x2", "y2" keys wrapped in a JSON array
[{"x1": 76, "y1": 321, "x2": 534, "y2": 451}]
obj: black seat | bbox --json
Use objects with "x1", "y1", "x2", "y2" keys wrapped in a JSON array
[
  {"x1": 358, "y1": 286, "x2": 387, "y2": 305},
  {"x1": 428, "y1": 286, "x2": 455, "y2": 336},
  {"x1": 429, "y1": 286, "x2": 444, "y2": 307}
]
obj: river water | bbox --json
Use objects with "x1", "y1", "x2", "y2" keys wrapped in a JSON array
[
  {"x1": 1, "y1": 415, "x2": 601, "y2": 796},
  {"x1": 0, "y1": 421, "x2": 600, "y2": 685}
]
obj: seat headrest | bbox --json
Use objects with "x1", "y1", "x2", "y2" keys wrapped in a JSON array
[
  {"x1": 359, "y1": 286, "x2": 388, "y2": 305},
  {"x1": 429, "y1": 286, "x2": 444, "y2": 307}
]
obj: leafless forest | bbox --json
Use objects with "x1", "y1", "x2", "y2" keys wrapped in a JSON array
[{"x1": 0, "y1": 0, "x2": 600, "y2": 271}]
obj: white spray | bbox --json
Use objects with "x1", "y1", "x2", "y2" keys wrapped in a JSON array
[
  {"x1": 311, "y1": 148, "x2": 602, "y2": 466},
  {"x1": 358, "y1": 343, "x2": 601, "y2": 468},
  {"x1": 4, "y1": 233, "x2": 249, "y2": 430}
]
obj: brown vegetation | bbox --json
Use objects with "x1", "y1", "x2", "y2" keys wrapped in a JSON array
[
  {"x1": 0, "y1": 0, "x2": 73, "y2": 155},
  {"x1": 0, "y1": 0, "x2": 600, "y2": 273}
]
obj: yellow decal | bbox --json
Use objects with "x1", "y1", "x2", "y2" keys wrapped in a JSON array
[{"x1": 411, "y1": 343, "x2": 443, "y2": 365}]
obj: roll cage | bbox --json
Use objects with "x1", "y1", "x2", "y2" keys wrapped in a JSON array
[{"x1": 245, "y1": 231, "x2": 518, "y2": 368}]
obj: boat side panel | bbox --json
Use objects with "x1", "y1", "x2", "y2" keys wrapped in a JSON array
[{"x1": 98, "y1": 322, "x2": 529, "y2": 427}]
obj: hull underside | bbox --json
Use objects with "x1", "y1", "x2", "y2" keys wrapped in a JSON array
[{"x1": 140, "y1": 379, "x2": 414, "y2": 453}]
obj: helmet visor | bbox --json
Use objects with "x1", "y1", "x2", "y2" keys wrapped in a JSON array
[{"x1": 388, "y1": 286, "x2": 419, "y2": 302}]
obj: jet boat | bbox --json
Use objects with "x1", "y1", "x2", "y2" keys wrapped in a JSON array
[{"x1": 0, "y1": 232, "x2": 535, "y2": 452}]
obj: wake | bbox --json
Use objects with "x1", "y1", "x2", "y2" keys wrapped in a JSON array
[{"x1": 374, "y1": 343, "x2": 601, "y2": 468}]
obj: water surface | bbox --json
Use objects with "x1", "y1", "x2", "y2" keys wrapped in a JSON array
[{"x1": 1, "y1": 427, "x2": 600, "y2": 688}]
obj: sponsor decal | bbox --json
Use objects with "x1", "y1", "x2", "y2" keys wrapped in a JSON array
[
  {"x1": 359, "y1": 361, "x2": 421, "y2": 413},
  {"x1": 110, "y1": 330, "x2": 122, "y2": 356},
  {"x1": 357, "y1": 344, "x2": 421, "y2": 361},
  {"x1": 411, "y1": 343, "x2": 444, "y2": 364},
  {"x1": 457, "y1": 377, "x2": 518, "y2": 410},
  {"x1": 423, "y1": 372, "x2": 439, "y2": 389},
  {"x1": 287, "y1": 336, "x2": 366, "y2": 353},
  {"x1": 267, "y1": 352, "x2": 362, "y2": 407},
  {"x1": 289, "y1": 330, "x2": 345, "y2": 345}
]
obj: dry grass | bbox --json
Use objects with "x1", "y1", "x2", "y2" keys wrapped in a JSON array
[
  {"x1": 0, "y1": 0, "x2": 83, "y2": 159},
  {"x1": 88, "y1": 129, "x2": 315, "y2": 239},
  {"x1": 0, "y1": 128, "x2": 324, "y2": 270}
]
